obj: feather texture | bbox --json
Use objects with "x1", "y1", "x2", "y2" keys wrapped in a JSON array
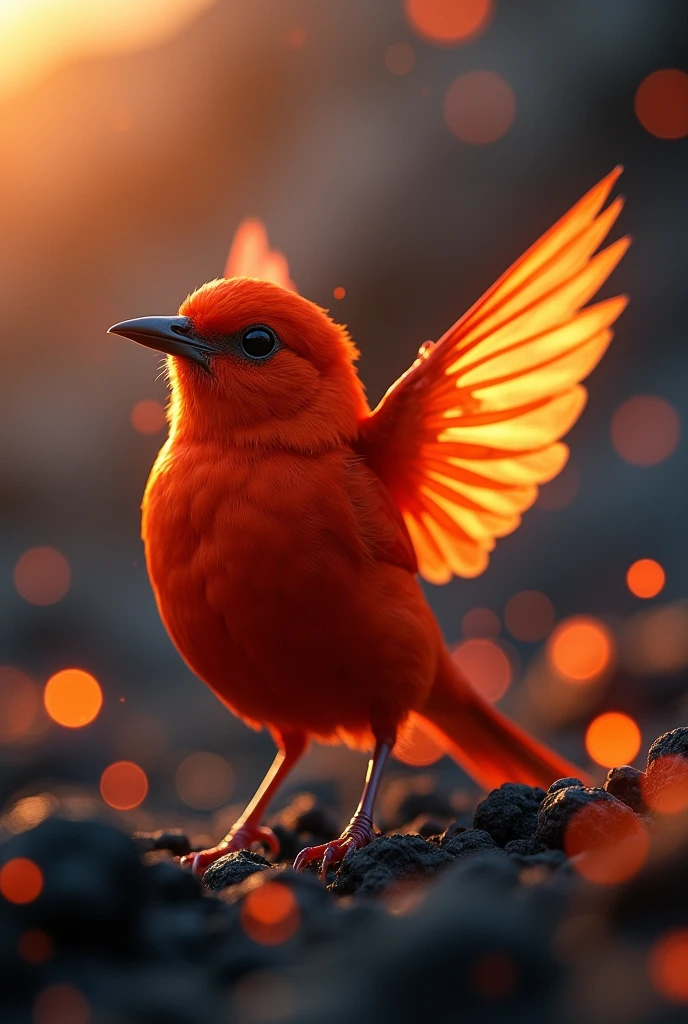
[{"x1": 359, "y1": 168, "x2": 630, "y2": 582}]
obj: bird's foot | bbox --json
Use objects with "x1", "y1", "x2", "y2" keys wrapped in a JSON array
[
  {"x1": 179, "y1": 823, "x2": 279, "y2": 876},
  {"x1": 293, "y1": 811, "x2": 376, "y2": 881}
]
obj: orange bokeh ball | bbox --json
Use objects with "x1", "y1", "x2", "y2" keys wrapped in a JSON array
[
  {"x1": 611, "y1": 395, "x2": 680, "y2": 466},
  {"x1": 131, "y1": 399, "x2": 166, "y2": 435},
  {"x1": 14, "y1": 547, "x2": 71, "y2": 605},
  {"x1": 635, "y1": 69, "x2": 688, "y2": 140},
  {"x1": 585, "y1": 712, "x2": 642, "y2": 769},
  {"x1": 648, "y1": 930, "x2": 688, "y2": 1002},
  {"x1": 33, "y1": 984, "x2": 90, "y2": 1024},
  {"x1": 384, "y1": 42, "x2": 415, "y2": 76},
  {"x1": 405, "y1": 0, "x2": 492, "y2": 45},
  {"x1": 461, "y1": 607, "x2": 500, "y2": 638},
  {"x1": 241, "y1": 881, "x2": 300, "y2": 945},
  {"x1": 100, "y1": 761, "x2": 148, "y2": 811},
  {"x1": 395, "y1": 717, "x2": 445, "y2": 766},
  {"x1": 444, "y1": 71, "x2": 515, "y2": 144},
  {"x1": 0, "y1": 667, "x2": 41, "y2": 740},
  {"x1": 0, "y1": 857, "x2": 43, "y2": 904},
  {"x1": 505, "y1": 590, "x2": 556, "y2": 642},
  {"x1": 452, "y1": 638, "x2": 512, "y2": 703},
  {"x1": 565, "y1": 803, "x2": 648, "y2": 885},
  {"x1": 548, "y1": 616, "x2": 614, "y2": 683},
  {"x1": 44, "y1": 669, "x2": 103, "y2": 728},
  {"x1": 627, "y1": 559, "x2": 665, "y2": 599}
]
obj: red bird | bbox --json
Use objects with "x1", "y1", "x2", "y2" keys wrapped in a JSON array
[{"x1": 109, "y1": 169, "x2": 629, "y2": 876}]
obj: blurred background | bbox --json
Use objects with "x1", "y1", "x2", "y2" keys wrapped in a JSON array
[{"x1": 0, "y1": 0, "x2": 686, "y2": 846}]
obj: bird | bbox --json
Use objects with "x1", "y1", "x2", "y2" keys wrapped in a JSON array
[{"x1": 108, "y1": 168, "x2": 629, "y2": 877}]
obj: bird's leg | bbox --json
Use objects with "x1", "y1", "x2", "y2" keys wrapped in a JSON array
[
  {"x1": 181, "y1": 730, "x2": 307, "y2": 875},
  {"x1": 294, "y1": 732, "x2": 395, "y2": 881}
]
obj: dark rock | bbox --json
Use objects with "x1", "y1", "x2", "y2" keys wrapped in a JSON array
[
  {"x1": 134, "y1": 830, "x2": 192, "y2": 858},
  {"x1": 509, "y1": 848, "x2": 569, "y2": 870},
  {"x1": 439, "y1": 820, "x2": 468, "y2": 845},
  {"x1": 646, "y1": 727, "x2": 688, "y2": 765},
  {"x1": 473, "y1": 783, "x2": 545, "y2": 847},
  {"x1": 203, "y1": 850, "x2": 272, "y2": 892},
  {"x1": 547, "y1": 777, "x2": 585, "y2": 794},
  {"x1": 0, "y1": 818, "x2": 147, "y2": 953},
  {"x1": 505, "y1": 837, "x2": 539, "y2": 856},
  {"x1": 444, "y1": 829, "x2": 501, "y2": 860},
  {"x1": 330, "y1": 835, "x2": 454, "y2": 897},
  {"x1": 536, "y1": 785, "x2": 638, "y2": 851},
  {"x1": 149, "y1": 860, "x2": 205, "y2": 903},
  {"x1": 381, "y1": 776, "x2": 455, "y2": 830},
  {"x1": 604, "y1": 765, "x2": 646, "y2": 811}
]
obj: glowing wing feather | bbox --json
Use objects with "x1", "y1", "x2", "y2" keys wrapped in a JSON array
[
  {"x1": 358, "y1": 168, "x2": 630, "y2": 583},
  {"x1": 224, "y1": 218, "x2": 297, "y2": 292}
]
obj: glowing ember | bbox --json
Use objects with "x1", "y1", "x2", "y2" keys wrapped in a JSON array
[
  {"x1": 0, "y1": 857, "x2": 43, "y2": 904},
  {"x1": 611, "y1": 396, "x2": 680, "y2": 466},
  {"x1": 33, "y1": 984, "x2": 90, "y2": 1024},
  {"x1": 241, "y1": 881, "x2": 300, "y2": 945},
  {"x1": 565, "y1": 803, "x2": 648, "y2": 885},
  {"x1": 100, "y1": 761, "x2": 148, "y2": 811},
  {"x1": 175, "y1": 752, "x2": 235, "y2": 810},
  {"x1": 451, "y1": 638, "x2": 512, "y2": 703},
  {"x1": 44, "y1": 669, "x2": 103, "y2": 728},
  {"x1": 444, "y1": 71, "x2": 515, "y2": 145},
  {"x1": 648, "y1": 930, "x2": 688, "y2": 1002},
  {"x1": 14, "y1": 547, "x2": 71, "y2": 605},
  {"x1": 131, "y1": 399, "x2": 166, "y2": 435},
  {"x1": 461, "y1": 607, "x2": 500, "y2": 638},
  {"x1": 0, "y1": 667, "x2": 41, "y2": 740},
  {"x1": 505, "y1": 591, "x2": 555, "y2": 642},
  {"x1": 548, "y1": 617, "x2": 614, "y2": 683},
  {"x1": 405, "y1": 0, "x2": 492, "y2": 45},
  {"x1": 635, "y1": 69, "x2": 688, "y2": 140},
  {"x1": 585, "y1": 712, "x2": 641, "y2": 769},
  {"x1": 384, "y1": 42, "x2": 415, "y2": 75},
  {"x1": 395, "y1": 716, "x2": 445, "y2": 766},
  {"x1": 333, "y1": 286, "x2": 346, "y2": 300}
]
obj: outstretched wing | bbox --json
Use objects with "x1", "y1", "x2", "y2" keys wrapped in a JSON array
[
  {"x1": 358, "y1": 168, "x2": 630, "y2": 584},
  {"x1": 224, "y1": 218, "x2": 297, "y2": 292}
]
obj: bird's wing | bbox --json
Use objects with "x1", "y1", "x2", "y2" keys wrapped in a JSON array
[
  {"x1": 357, "y1": 168, "x2": 630, "y2": 584},
  {"x1": 224, "y1": 218, "x2": 297, "y2": 291}
]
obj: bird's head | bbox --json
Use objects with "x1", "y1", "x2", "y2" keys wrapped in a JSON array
[{"x1": 108, "y1": 278, "x2": 367, "y2": 449}]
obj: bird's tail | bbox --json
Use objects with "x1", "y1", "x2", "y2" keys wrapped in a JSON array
[{"x1": 416, "y1": 647, "x2": 591, "y2": 791}]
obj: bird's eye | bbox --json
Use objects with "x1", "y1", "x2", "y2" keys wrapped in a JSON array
[{"x1": 240, "y1": 327, "x2": 278, "y2": 360}]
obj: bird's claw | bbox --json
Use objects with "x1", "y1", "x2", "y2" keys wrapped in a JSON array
[
  {"x1": 179, "y1": 824, "x2": 279, "y2": 875},
  {"x1": 293, "y1": 812, "x2": 376, "y2": 881}
]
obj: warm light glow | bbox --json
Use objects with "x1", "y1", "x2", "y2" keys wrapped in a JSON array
[
  {"x1": 451, "y1": 638, "x2": 512, "y2": 703},
  {"x1": 505, "y1": 591, "x2": 555, "y2": 642},
  {"x1": 648, "y1": 930, "x2": 688, "y2": 1002},
  {"x1": 585, "y1": 712, "x2": 641, "y2": 768},
  {"x1": 0, "y1": 857, "x2": 43, "y2": 904},
  {"x1": 627, "y1": 559, "x2": 665, "y2": 599},
  {"x1": 444, "y1": 71, "x2": 515, "y2": 144},
  {"x1": 537, "y1": 465, "x2": 581, "y2": 511},
  {"x1": 635, "y1": 69, "x2": 688, "y2": 140},
  {"x1": 14, "y1": 547, "x2": 71, "y2": 605},
  {"x1": 131, "y1": 399, "x2": 166, "y2": 435},
  {"x1": 565, "y1": 804, "x2": 648, "y2": 884},
  {"x1": 0, "y1": 667, "x2": 41, "y2": 740},
  {"x1": 241, "y1": 881, "x2": 300, "y2": 945},
  {"x1": 44, "y1": 669, "x2": 103, "y2": 728},
  {"x1": 18, "y1": 928, "x2": 54, "y2": 965},
  {"x1": 0, "y1": 0, "x2": 216, "y2": 97},
  {"x1": 548, "y1": 617, "x2": 614, "y2": 683},
  {"x1": 625, "y1": 603, "x2": 688, "y2": 675},
  {"x1": 284, "y1": 26, "x2": 307, "y2": 49},
  {"x1": 611, "y1": 396, "x2": 680, "y2": 466},
  {"x1": 461, "y1": 607, "x2": 500, "y2": 638},
  {"x1": 405, "y1": 0, "x2": 492, "y2": 45},
  {"x1": 175, "y1": 752, "x2": 234, "y2": 810},
  {"x1": 642, "y1": 756, "x2": 688, "y2": 815},
  {"x1": 384, "y1": 42, "x2": 415, "y2": 75},
  {"x1": 100, "y1": 761, "x2": 148, "y2": 811},
  {"x1": 33, "y1": 984, "x2": 90, "y2": 1024},
  {"x1": 395, "y1": 716, "x2": 445, "y2": 766},
  {"x1": 3, "y1": 794, "x2": 57, "y2": 834},
  {"x1": 333, "y1": 286, "x2": 347, "y2": 300}
]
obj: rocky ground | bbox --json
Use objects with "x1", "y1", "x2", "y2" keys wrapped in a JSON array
[{"x1": 3, "y1": 730, "x2": 688, "y2": 1023}]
